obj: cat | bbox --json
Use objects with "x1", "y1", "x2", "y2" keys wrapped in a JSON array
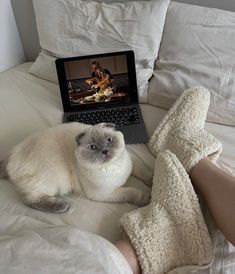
[{"x1": 1, "y1": 122, "x2": 151, "y2": 213}]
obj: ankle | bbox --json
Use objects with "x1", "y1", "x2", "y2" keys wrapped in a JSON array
[
  {"x1": 189, "y1": 157, "x2": 213, "y2": 188},
  {"x1": 190, "y1": 157, "x2": 211, "y2": 173}
]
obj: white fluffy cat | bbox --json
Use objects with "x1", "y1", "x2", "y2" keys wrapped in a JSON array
[{"x1": 1, "y1": 122, "x2": 152, "y2": 213}]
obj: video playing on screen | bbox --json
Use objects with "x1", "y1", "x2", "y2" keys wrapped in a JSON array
[{"x1": 64, "y1": 54, "x2": 131, "y2": 106}]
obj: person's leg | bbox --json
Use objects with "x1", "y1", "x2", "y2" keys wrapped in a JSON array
[
  {"x1": 190, "y1": 157, "x2": 235, "y2": 246},
  {"x1": 117, "y1": 150, "x2": 212, "y2": 274},
  {"x1": 115, "y1": 157, "x2": 235, "y2": 273},
  {"x1": 115, "y1": 88, "x2": 230, "y2": 273}
]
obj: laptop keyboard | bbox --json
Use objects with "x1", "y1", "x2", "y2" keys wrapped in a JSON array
[{"x1": 67, "y1": 106, "x2": 140, "y2": 127}]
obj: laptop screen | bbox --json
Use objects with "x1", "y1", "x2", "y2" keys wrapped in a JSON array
[{"x1": 56, "y1": 51, "x2": 138, "y2": 112}]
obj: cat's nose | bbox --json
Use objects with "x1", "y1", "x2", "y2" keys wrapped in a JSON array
[{"x1": 102, "y1": 150, "x2": 108, "y2": 155}]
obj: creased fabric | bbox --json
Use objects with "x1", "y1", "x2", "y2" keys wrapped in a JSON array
[
  {"x1": 30, "y1": 0, "x2": 170, "y2": 102},
  {"x1": 148, "y1": 1, "x2": 235, "y2": 126}
]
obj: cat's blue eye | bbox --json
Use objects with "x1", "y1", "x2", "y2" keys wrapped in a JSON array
[
  {"x1": 88, "y1": 144, "x2": 97, "y2": 150},
  {"x1": 107, "y1": 137, "x2": 113, "y2": 144}
]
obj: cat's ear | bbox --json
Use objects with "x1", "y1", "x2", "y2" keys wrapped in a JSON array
[
  {"x1": 75, "y1": 132, "x2": 86, "y2": 145},
  {"x1": 97, "y1": 123, "x2": 116, "y2": 130}
]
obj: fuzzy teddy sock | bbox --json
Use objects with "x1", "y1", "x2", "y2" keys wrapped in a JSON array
[
  {"x1": 120, "y1": 150, "x2": 213, "y2": 274},
  {"x1": 148, "y1": 86, "x2": 222, "y2": 172}
]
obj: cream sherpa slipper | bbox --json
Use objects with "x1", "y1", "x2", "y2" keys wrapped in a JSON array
[
  {"x1": 148, "y1": 86, "x2": 222, "y2": 172},
  {"x1": 120, "y1": 150, "x2": 213, "y2": 274}
]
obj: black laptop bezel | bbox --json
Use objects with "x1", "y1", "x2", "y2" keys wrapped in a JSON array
[{"x1": 55, "y1": 50, "x2": 138, "y2": 113}]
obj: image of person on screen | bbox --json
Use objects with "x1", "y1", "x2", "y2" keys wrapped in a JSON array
[
  {"x1": 85, "y1": 61, "x2": 114, "y2": 92},
  {"x1": 85, "y1": 61, "x2": 100, "y2": 86},
  {"x1": 93, "y1": 67, "x2": 114, "y2": 91}
]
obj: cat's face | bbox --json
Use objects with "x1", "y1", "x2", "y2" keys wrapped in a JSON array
[{"x1": 74, "y1": 123, "x2": 125, "y2": 165}]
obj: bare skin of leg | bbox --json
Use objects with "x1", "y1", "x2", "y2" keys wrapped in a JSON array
[
  {"x1": 115, "y1": 158, "x2": 235, "y2": 274},
  {"x1": 115, "y1": 238, "x2": 141, "y2": 274},
  {"x1": 189, "y1": 157, "x2": 235, "y2": 246}
]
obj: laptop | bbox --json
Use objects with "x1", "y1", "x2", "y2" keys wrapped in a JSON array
[{"x1": 55, "y1": 50, "x2": 148, "y2": 144}]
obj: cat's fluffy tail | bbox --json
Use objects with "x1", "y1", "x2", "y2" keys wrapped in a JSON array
[{"x1": 0, "y1": 160, "x2": 7, "y2": 178}]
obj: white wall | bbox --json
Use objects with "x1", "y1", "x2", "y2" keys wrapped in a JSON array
[
  {"x1": 0, "y1": 0, "x2": 25, "y2": 72},
  {"x1": 10, "y1": 0, "x2": 40, "y2": 62}
]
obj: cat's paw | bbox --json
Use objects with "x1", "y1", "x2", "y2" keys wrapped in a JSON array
[
  {"x1": 139, "y1": 190, "x2": 151, "y2": 206},
  {"x1": 142, "y1": 170, "x2": 154, "y2": 187},
  {"x1": 133, "y1": 189, "x2": 151, "y2": 207}
]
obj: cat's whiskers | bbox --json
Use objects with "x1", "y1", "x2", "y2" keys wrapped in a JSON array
[{"x1": 96, "y1": 153, "x2": 110, "y2": 163}]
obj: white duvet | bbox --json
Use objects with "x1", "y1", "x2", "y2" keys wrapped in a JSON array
[
  {"x1": 0, "y1": 63, "x2": 235, "y2": 273},
  {"x1": 0, "y1": 211, "x2": 132, "y2": 274}
]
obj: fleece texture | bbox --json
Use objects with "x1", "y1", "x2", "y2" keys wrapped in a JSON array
[
  {"x1": 148, "y1": 86, "x2": 222, "y2": 172},
  {"x1": 120, "y1": 150, "x2": 213, "y2": 274}
]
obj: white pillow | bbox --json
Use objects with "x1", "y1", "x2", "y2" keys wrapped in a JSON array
[
  {"x1": 30, "y1": 50, "x2": 58, "y2": 83},
  {"x1": 30, "y1": 0, "x2": 170, "y2": 102},
  {"x1": 148, "y1": 2, "x2": 235, "y2": 126}
]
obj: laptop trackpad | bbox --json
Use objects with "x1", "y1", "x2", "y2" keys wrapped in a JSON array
[{"x1": 117, "y1": 124, "x2": 148, "y2": 144}]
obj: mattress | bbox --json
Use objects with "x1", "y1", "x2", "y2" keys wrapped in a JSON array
[{"x1": 0, "y1": 63, "x2": 235, "y2": 273}]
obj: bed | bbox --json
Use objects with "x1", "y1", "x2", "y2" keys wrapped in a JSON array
[
  {"x1": 1, "y1": 0, "x2": 235, "y2": 273},
  {"x1": 0, "y1": 62, "x2": 235, "y2": 273}
]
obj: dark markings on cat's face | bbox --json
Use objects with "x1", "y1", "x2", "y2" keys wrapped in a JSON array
[
  {"x1": 75, "y1": 124, "x2": 124, "y2": 165},
  {"x1": 99, "y1": 123, "x2": 116, "y2": 129},
  {"x1": 75, "y1": 132, "x2": 86, "y2": 145}
]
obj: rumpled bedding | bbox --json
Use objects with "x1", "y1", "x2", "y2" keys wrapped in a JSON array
[
  {"x1": 0, "y1": 63, "x2": 235, "y2": 273},
  {"x1": 0, "y1": 211, "x2": 132, "y2": 274}
]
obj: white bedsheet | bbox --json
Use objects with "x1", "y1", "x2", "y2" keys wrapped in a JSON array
[
  {"x1": 0, "y1": 63, "x2": 235, "y2": 273},
  {"x1": 0, "y1": 212, "x2": 132, "y2": 274}
]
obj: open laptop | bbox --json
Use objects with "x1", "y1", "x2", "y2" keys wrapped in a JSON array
[{"x1": 55, "y1": 50, "x2": 148, "y2": 144}]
